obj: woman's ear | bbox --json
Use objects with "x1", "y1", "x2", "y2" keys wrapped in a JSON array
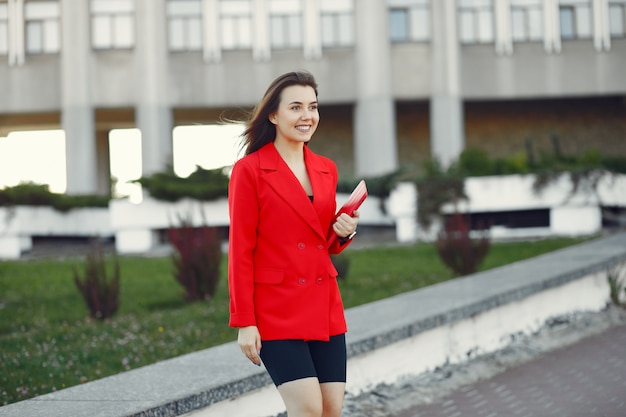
[{"x1": 269, "y1": 113, "x2": 277, "y2": 125}]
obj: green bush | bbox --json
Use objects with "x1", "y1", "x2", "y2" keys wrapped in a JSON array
[
  {"x1": 0, "y1": 182, "x2": 110, "y2": 211},
  {"x1": 135, "y1": 166, "x2": 229, "y2": 202}
]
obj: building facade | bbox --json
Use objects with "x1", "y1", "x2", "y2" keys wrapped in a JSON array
[{"x1": 0, "y1": 0, "x2": 625, "y2": 195}]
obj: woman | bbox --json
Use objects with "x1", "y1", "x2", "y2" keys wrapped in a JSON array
[{"x1": 228, "y1": 71, "x2": 359, "y2": 417}]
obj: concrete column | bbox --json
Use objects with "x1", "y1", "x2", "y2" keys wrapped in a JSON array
[
  {"x1": 135, "y1": 0, "x2": 173, "y2": 177},
  {"x1": 252, "y1": 0, "x2": 271, "y2": 61},
  {"x1": 61, "y1": 0, "x2": 98, "y2": 195},
  {"x1": 593, "y1": 0, "x2": 611, "y2": 51},
  {"x1": 8, "y1": 0, "x2": 24, "y2": 66},
  {"x1": 303, "y1": 0, "x2": 321, "y2": 60},
  {"x1": 543, "y1": 0, "x2": 561, "y2": 53},
  {"x1": 203, "y1": 0, "x2": 221, "y2": 62},
  {"x1": 430, "y1": 0, "x2": 464, "y2": 169},
  {"x1": 494, "y1": 0, "x2": 513, "y2": 56},
  {"x1": 353, "y1": 0, "x2": 397, "y2": 177}
]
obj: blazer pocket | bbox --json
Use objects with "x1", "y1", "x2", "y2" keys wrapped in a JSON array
[{"x1": 254, "y1": 268, "x2": 284, "y2": 284}]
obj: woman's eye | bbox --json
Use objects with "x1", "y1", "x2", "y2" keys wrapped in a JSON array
[
  {"x1": 309, "y1": 105, "x2": 318, "y2": 111},
  {"x1": 291, "y1": 105, "x2": 300, "y2": 110}
]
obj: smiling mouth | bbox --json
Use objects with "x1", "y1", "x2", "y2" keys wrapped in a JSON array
[{"x1": 296, "y1": 125, "x2": 311, "y2": 133}]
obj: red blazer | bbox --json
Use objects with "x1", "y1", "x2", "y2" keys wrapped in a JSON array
[{"x1": 228, "y1": 142, "x2": 351, "y2": 341}]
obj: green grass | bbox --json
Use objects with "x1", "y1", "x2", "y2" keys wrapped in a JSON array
[{"x1": 0, "y1": 237, "x2": 590, "y2": 405}]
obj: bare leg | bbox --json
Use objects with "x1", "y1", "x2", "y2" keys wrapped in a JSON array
[
  {"x1": 277, "y1": 377, "x2": 323, "y2": 417},
  {"x1": 320, "y1": 382, "x2": 346, "y2": 417}
]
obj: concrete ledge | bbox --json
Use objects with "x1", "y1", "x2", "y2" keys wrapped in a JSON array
[{"x1": 2, "y1": 233, "x2": 626, "y2": 417}]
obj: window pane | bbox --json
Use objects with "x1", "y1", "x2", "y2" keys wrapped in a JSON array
[
  {"x1": 321, "y1": 0, "x2": 351, "y2": 13},
  {"x1": 337, "y1": 14, "x2": 353, "y2": 44},
  {"x1": 0, "y1": 4, "x2": 7, "y2": 55},
  {"x1": 92, "y1": 0, "x2": 134, "y2": 14},
  {"x1": 270, "y1": 16, "x2": 284, "y2": 48},
  {"x1": 114, "y1": 15, "x2": 134, "y2": 47},
  {"x1": 169, "y1": 19, "x2": 185, "y2": 49},
  {"x1": 167, "y1": 0, "x2": 201, "y2": 16},
  {"x1": 528, "y1": 8, "x2": 543, "y2": 39},
  {"x1": 0, "y1": 22, "x2": 7, "y2": 55},
  {"x1": 26, "y1": 23, "x2": 43, "y2": 53},
  {"x1": 92, "y1": 15, "x2": 112, "y2": 48},
  {"x1": 43, "y1": 20, "x2": 60, "y2": 52},
  {"x1": 560, "y1": 8, "x2": 575, "y2": 38},
  {"x1": 221, "y1": 18, "x2": 236, "y2": 49},
  {"x1": 410, "y1": 7, "x2": 429, "y2": 40},
  {"x1": 609, "y1": 5, "x2": 625, "y2": 36},
  {"x1": 287, "y1": 15, "x2": 301, "y2": 46},
  {"x1": 25, "y1": 1, "x2": 60, "y2": 19},
  {"x1": 477, "y1": 10, "x2": 493, "y2": 42},
  {"x1": 459, "y1": 11, "x2": 475, "y2": 42},
  {"x1": 575, "y1": 6, "x2": 592, "y2": 37},
  {"x1": 220, "y1": 0, "x2": 251, "y2": 15},
  {"x1": 389, "y1": 9, "x2": 409, "y2": 41},
  {"x1": 188, "y1": 18, "x2": 202, "y2": 49},
  {"x1": 269, "y1": 0, "x2": 301, "y2": 14},
  {"x1": 511, "y1": 9, "x2": 525, "y2": 40}
]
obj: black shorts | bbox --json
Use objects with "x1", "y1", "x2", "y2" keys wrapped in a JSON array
[{"x1": 259, "y1": 334, "x2": 347, "y2": 387}]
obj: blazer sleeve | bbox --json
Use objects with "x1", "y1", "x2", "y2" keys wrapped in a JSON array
[{"x1": 227, "y1": 159, "x2": 259, "y2": 328}]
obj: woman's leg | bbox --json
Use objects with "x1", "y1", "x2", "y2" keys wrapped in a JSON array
[
  {"x1": 277, "y1": 377, "x2": 323, "y2": 417},
  {"x1": 320, "y1": 382, "x2": 346, "y2": 417}
]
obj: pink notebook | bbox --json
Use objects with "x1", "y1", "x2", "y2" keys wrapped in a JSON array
[{"x1": 327, "y1": 180, "x2": 368, "y2": 245}]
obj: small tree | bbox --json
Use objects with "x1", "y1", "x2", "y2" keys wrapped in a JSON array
[
  {"x1": 73, "y1": 240, "x2": 120, "y2": 320},
  {"x1": 167, "y1": 220, "x2": 222, "y2": 302},
  {"x1": 436, "y1": 212, "x2": 490, "y2": 276}
]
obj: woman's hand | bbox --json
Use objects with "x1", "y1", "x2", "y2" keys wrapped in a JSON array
[
  {"x1": 238, "y1": 326, "x2": 262, "y2": 366},
  {"x1": 333, "y1": 211, "x2": 360, "y2": 238}
]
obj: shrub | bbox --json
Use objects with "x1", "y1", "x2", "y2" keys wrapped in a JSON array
[
  {"x1": 608, "y1": 266, "x2": 626, "y2": 308},
  {"x1": 135, "y1": 166, "x2": 229, "y2": 202},
  {"x1": 73, "y1": 241, "x2": 121, "y2": 320},
  {"x1": 436, "y1": 212, "x2": 490, "y2": 276},
  {"x1": 167, "y1": 221, "x2": 222, "y2": 301},
  {"x1": 0, "y1": 182, "x2": 109, "y2": 211}
]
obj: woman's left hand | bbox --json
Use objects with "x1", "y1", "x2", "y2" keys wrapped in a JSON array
[{"x1": 333, "y1": 211, "x2": 360, "y2": 238}]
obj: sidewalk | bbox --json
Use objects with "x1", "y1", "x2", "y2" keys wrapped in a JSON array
[{"x1": 397, "y1": 321, "x2": 626, "y2": 417}]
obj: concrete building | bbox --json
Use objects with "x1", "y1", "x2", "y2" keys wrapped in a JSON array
[{"x1": 1, "y1": 0, "x2": 625, "y2": 196}]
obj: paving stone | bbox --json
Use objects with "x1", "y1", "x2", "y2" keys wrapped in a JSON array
[{"x1": 396, "y1": 323, "x2": 626, "y2": 417}]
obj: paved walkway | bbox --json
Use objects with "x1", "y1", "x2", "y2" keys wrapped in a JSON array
[{"x1": 396, "y1": 323, "x2": 626, "y2": 417}]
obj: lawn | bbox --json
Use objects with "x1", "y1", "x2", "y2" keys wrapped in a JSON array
[{"x1": 0, "y1": 236, "x2": 590, "y2": 406}]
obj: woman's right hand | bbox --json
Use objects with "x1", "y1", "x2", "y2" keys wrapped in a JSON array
[{"x1": 237, "y1": 326, "x2": 262, "y2": 366}]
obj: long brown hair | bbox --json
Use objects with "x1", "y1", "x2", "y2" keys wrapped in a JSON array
[{"x1": 242, "y1": 71, "x2": 318, "y2": 155}]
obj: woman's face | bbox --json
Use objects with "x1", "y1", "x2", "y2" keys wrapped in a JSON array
[{"x1": 270, "y1": 85, "x2": 319, "y2": 146}]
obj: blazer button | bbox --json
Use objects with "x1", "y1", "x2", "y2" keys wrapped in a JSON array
[
  {"x1": 317, "y1": 244, "x2": 325, "y2": 250},
  {"x1": 298, "y1": 277, "x2": 307, "y2": 285},
  {"x1": 316, "y1": 277, "x2": 324, "y2": 284},
  {"x1": 297, "y1": 242, "x2": 306, "y2": 250}
]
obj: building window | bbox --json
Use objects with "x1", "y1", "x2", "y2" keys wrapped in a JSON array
[
  {"x1": 25, "y1": 0, "x2": 60, "y2": 54},
  {"x1": 511, "y1": 0, "x2": 543, "y2": 42},
  {"x1": 0, "y1": 2, "x2": 7, "y2": 55},
  {"x1": 458, "y1": 0, "x2": 494, "y2": 44},
  {"x1": 321, "y1": 0, "x2": 353, "y2": 47},
  {"x1": 91, "y1": 0, "x2": 134, "y2": 49},
  {"x1": 388, "y1": 0, "x2": 430, "y2": 43},
  {"x1": 220, "y1": 0, "x2": 252, "y2": 50},
  {"x1": 167, "y1": 0, "x2": 202, "y2": 51},
  {"x1": 559, "y1": 0, "x2": 592, "y2": 39},
  {"x1": 609, "y1": 0, "x2": 626, "y2": 37},
  {"x1": 269, "y1": 0, "x2": 302, "y2": 49}
]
